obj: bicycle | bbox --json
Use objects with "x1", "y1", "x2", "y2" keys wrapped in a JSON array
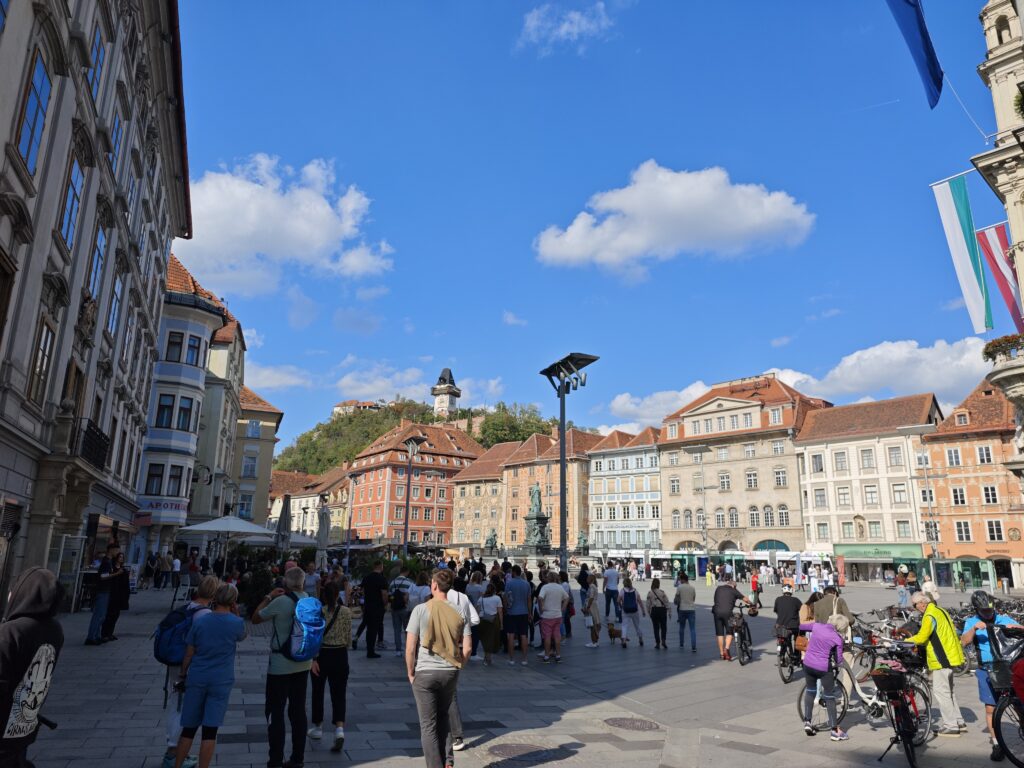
[
  {"x1": 843, "y1": 641, "x2": 931, "y2": 748},
  {"x1": 776, "y1": 625, "x2": 800, "y2": 683},
  {"x1": 796, "y1": 669, "x2": 850, "y2": 732},
  {"x1": 872, "y1": 644, "x2": 933, "y2": 768},
  {"x1": 986, "y1": 626, "x2": 1024, "y2": 767},
  {"x1": 729, "y1": 604, "x2": 755, "y2": 666}
]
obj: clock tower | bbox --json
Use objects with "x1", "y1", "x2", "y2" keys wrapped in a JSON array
[{"x1": 431, "y1": 368, "x2": 461, "y2": 419}]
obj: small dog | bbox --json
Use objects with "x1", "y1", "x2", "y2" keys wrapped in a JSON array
[{"x1": 606, "y1": 623, "x2": 622, "y2": 639}]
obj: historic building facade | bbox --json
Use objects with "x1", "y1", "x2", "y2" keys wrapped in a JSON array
[
  {"x1": 233, "y1": 386, "x2": 282, "y2": 526},
  {"x1": 132, "y1": 256, "x2": 222, "y2": 563},
  {"x1": 451, "y1": 440, "x2": 519, "y2": 554},
  {"x1": 500, "y1": 428, "x2": 601, "y2": 551},
  {"x1": 795, "y1": 395, "x2": 942, "y2": 583},
  {"x1": 0, "y1": 0, "x2": 190, "y2": 595},
  {"x1": 922, "y1": 382, "x2": 1024, "y2": 589},
  {"x1": 587, "y1": 428, "x2": 662, "y2": 557},
  {"x1": 349, "y1": 420, "x2": 483, "y2": 548},
  {"x1": 658, "y1": 374, "x2": 828, "y2": 558}
]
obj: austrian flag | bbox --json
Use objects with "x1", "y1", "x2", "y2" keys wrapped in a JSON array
[{"x1": 977, "y1": 222, "x2": 1024, "y2": 333}]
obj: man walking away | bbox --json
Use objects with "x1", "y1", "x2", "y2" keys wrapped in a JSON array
[
  {"x1": 390, "y1": 566, "x2": 414, "y2": 657},
  {"x1": 773, "y1": 584, "x2": 803, "y2": 663},
  {"x1": 813, "y1": 586, "x2": 853, "y2": 625},
  {"x1": 712, "y1": 580, "x2": 750, "y2": 662},
  {"x1": 85, "y1": 543, "x2": 120, "y2": 645},
  {"x1": 0, "y1": 568, "x2": 64, "y2": 768},
  {"x1": 673, "y1": 573, "x2": 697, "y2": 652},
  {"x1": 253, "y1": 567, "x2": 312, "y2": 768},
  {"x1": 504, "y1": 565, "x2": 532, "y2": 666},
  {"x1": 904, "y1": 592, "x2": 965, "y2": 737},
  {"x1": 603, "y1": 560, "x2": 621, "y2": 623},
  {"x1": 172, "y1": 553, "x2": 182, "y2": 591},
  {"x1": 405, "y1": 569, "x2": 471, "y2": 768},
  {"x1": 537, "y1": 572, "x2": 568, "y2": 662},
  {"x1": 361, "y1": 561, "x2": 389, "y2": 659}
]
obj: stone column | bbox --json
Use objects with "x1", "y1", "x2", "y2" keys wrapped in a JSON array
[{"x1": 987, "y1": 348, "x2": 1024, "y2": 478}]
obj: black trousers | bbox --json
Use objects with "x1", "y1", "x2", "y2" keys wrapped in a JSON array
[
  {"x1": 265, "y1": 671, "x2": 308, "y2": 765},
  {"x1": 650, "y1": 606, "x2": 668, "y2": 646},
  {"x1": 364, "y1": 608, "x2": 384, "y2": 655},
  {"x1": 311, "y1": 647, "x2": 349, "y2": 725},
  {"x1": 101, "y1": 606, "x2": 122, "y2": 638}
]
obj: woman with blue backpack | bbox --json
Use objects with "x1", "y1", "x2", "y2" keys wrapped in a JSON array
[
  {"x1": 308, "y1": 581, "x2": 351, "y2": 754},
  {"x1": 617, "y1": 578, "x2": 646, "y2": 648}
]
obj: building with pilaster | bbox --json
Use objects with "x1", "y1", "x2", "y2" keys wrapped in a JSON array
[
  {"x1": 794, "y1": 394, "x2": 942, "y2": 583},
  {"x1": 233, "y1": 386, "x2": 282, "y2": 525},
  {"x1": 587, "y1": 427, "x2": 663, "y2": 558},
  {"x1": 0, "y1": 0, "x2": 190, "y2": 597},
  {"x1": 452, "y1": 440, "x2": 520, "y2": 554}
]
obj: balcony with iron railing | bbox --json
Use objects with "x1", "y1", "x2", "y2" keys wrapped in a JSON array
[
  {"x1": 69, "y1": 418, "x2": 111, "y2": 471},
  {"x1": 164, "y1": 290, "x2": 227, "y2": 319}
]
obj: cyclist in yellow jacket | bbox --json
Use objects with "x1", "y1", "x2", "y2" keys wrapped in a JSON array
[{"x1": 904, "y1": 592, "x2": 965, "y2": 737}]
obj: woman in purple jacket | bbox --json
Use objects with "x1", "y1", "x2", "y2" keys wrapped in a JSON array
[{"x1": 799, "y1": 614, "x2": 850, "y2": 741}]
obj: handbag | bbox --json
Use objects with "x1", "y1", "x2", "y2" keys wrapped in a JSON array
[
  {"x1": 795, "y1": 634, "x2": 809, "y2": 652},
  {"x1": 584, "y1": 616, "x2": 594, "y2": 629}
]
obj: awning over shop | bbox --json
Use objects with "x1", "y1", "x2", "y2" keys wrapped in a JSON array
[{"x1": 833, "y1": 543, "x2": 923, "y2": 562}]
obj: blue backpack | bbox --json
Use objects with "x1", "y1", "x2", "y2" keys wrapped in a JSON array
[
  {"x1": 622, "y1": 589, "x2": 639, "y2": 614},
  {"x1": 273, "y1": 593, "x2": 326, "y2": 662},
  {"x1": 154, "y1": 603, "x2": 203, "y2": 665}
]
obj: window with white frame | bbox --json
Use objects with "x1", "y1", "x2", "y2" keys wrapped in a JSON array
[
  {"x1": 769, "y1": 407, "x2": 782, "y2": 425},
  {"x1": 864, "y1": 485, "x2": 879, "y2": 505},
  {"x1": 717, "y1": 416, "x2": 725, "y2": 431},
  {"x1": 946, "y1": 448, "x2": 961, "y2": 467},
  {"x1": 924, "y1": 521, "x2": 939, "y2": 542},
  {"x1": 743, "y1": 413, "x2": 753, "y2": 428},
  {"x1": 749, "y1": 507, "x2": 760, "y2": 527},
  {"x1": 978, "y1": 446, "x2": 993, "y2": 465},
  {"x1": 774, "y1": 468, "x2": 787, "y2": 487},
  {"x1": 842, "y1": 522, "x2": 854, "y2": 539},
  {"x1": 892, "y1": 483, "x2": 908, "y2": 504},
  {"x1": 668, "y1": 424, "x2": 678, "y2": 439},
  {"x1": 717, "y1": 447, "x2": 728, "y2": 461},
  {"x1": 778, "y1": 505, "x2": 790, "y2": 526},
  {"x1": 691, "y1": 420, "x2": 701, "y2": 435},
  {"x1": 952, "y1": 487, "x2": 966, "y2": 506},
  {"x1": 704, "y1": 418, "x2": 712, "y2": 432},
  {"x1": 729, "y1": 507, "x2": 739, "y2": 526},
  {"x1": 772, "y1": 440, "x2": 784, "y2": 455},
  {"x1": 718, "y1": 472, "x2": 731, "y2": 491},
  {"x1": 816, "y1": 522, "x2": 830, "y2": 541},
  {"x1": 956, "y1": 413, "x2": 969, "y2": 426},
  {"x1": 745, "y1": 470, "x2": 758, "y2": 489},
  {"x1": 669, "y1": 476, "x2": 680, "y2": 494},
  {"x1": 594, "y1": 460, "x2": 603, "y2": 472},
  {"x1": 668, "y1": 452, "x2": 678, "y2": 466},
  {"x1": 682, "y1": 510, "x2": 691, "y2": 528},
  {"x1": 984, "y1": 486, "x2": 999, "y2": 504},
  {"x1": 837, "y1": 486, "x2": 851, "y2": 506},
  {"x1": 730, "y1": 415, "x2": 739, "y2": 429},
  {"x1": 763, "y1": 506, "x2": 775, "y2": 527},
  {"x1": 834, "y1": 451, "x2": 848, "y2": 471},
  {"x1": 896, "y1": 520, "x2": 911, "y2": 538},
  {"x1": 956, "y1": 520, "x2": 972, "y2": 542},
  {"x1": 813, "y1": 488, "x2": 827, "y2": 508},
  {"x1": 692, "y1": 452, "x2": 702, "y2": 464},
  {"x1": 715, "y1": 509, "x2": 725, "y2": 527},
  {"x1": 860, "y1": 448, "x2": 876, "y2": 469},
  {"x1": 744, "y1": 443, "x2": 755, "y2": 458},
  {"x1": 988, "y1": 520, "x2": 1005, "y2": 541},
  {"x1": 920, "y1": 488, "x2": 934, "y2": 504},
  {"x1": 887, "y1": 446, "x2": 904, "y2": 467}
]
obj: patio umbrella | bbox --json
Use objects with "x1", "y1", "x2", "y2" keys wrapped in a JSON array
[
  {"x1": 178, "y1": 516, "x2": 274, "y2": 576},
  {"x1": 275, "y1": 494, "x2": 292, "y2": 555}
]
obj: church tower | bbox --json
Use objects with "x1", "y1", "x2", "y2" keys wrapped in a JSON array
[
  {"x1": 431, "y1": 368, "x2": 461, "y2": 419},
  {"x1": 973, "y1": 1, "x2": 1024, "y2": 274}
]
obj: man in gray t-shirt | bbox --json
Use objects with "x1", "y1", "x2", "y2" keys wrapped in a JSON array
[{"x1": 405, "y1": 570, "x2": 471, "y2": 768}]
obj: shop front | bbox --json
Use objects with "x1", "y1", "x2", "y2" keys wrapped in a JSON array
[
  {"x1": 832, "y1": 543, "x2": 926, "y2": 585},
  {"x1": 934, "y1": 556, "x2": 996, "y2": 590}
]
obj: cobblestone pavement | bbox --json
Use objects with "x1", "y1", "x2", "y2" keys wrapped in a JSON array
[{"x1": 26, "y1": 581, "x2": 1009, "y2": 767}]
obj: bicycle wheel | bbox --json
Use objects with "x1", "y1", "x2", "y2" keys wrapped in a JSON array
[
  {"x1": 848, "y1": 648, "x2": 875, "y2": 684},
  {"x1": 796, "y1": 681, "x2": 849, "y2": 730},
  {"x1": 889, "y1": 701, "x2": 919, "y2": 768},
  {"x1": 738, "y1": 625, "x2": 752, "y2": 666},
  {"x1": 906, "y1": 685, "x2": 932, "y2": 747},
  {"x1": 778, "y1": 648, "x2": 795, "y2": 683},
  {"x1": 994, "y1": 694, "x2": 1024, "y2": 768}
]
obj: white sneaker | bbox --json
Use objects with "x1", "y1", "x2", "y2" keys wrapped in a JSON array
[
  {"x1": 469, "y1": 654, "x2": 482, "y2": 661},
  {"x1": 307, "y1": 725, "x2": 323, "y2": 739},
  {"x1": 585, "y1": 642, "x2": 598, "y2": 648}
]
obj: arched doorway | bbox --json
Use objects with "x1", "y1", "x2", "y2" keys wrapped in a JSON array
[
  {"x1": 753, "y1": 539, "x2": 788, "y2": 551},
  {"x1": 994, "y1": 558, "x2": 1013, "y2": 589},
  {"x1": 718, "y1": 540, "x2": 737, "y2": 553}
]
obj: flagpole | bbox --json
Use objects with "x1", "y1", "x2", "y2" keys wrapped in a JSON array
[{"x1": 929, "y1": 168, "x2": 977, "y2": 188}]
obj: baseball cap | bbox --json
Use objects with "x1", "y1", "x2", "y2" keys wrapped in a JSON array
[{"x1": 782, "y1": 584, "x2": 793, "y2": 594}]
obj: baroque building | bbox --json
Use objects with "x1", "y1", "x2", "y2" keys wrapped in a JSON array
[
  {"x1": 0, "y1": 0, "x2": 190, "y2": 596},
  {"x1": 233, "y1": 385, "x2": 282, "y2": 526},
  {"x1": 451, "y1": 440, "x2": 519, "y2": 554},
  {"x1": 587, "y1": 427, "x2": 663, "y2": 557},
  {"x1": 658, "y1": 374, "x2": 829, "y2": 568}
]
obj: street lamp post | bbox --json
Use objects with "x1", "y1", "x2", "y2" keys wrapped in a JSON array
[
  {"x1": 402, "y1": 435, "x2": 427, "y2": 558},
  {"x1": 343, "y1": 475, "x2": 358, "y2": 574},
  {"x1": 540, "y1": 353, "x2": 599, "y2": 571}
]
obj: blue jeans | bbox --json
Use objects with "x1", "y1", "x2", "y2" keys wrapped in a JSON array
[
  {"x1": 604, "y1": 589, "x2": 621, "y2": 622},
  {"x1": 678, "y1": 609, "x2": 696, "y2": 649},
  {"x1": 897, "y1": 586, "x2": 909, "y2": 608},
  {"x1": 87, "y1": 591, "x2": 110, "y2": 642},
  {"x1": 391, "y1": 609, "x2": 409, "y2": 651}
]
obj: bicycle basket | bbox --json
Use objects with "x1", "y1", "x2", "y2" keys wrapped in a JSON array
[
  {"x1": 870, "y1": 668, "x2": 908, "y2": 694},
  {"x1": 727, "y1": 614, "x2": 745, "y2": 631},
  {"x1": 988, "y1": 661, "x2": 1014, "y2": 691}
]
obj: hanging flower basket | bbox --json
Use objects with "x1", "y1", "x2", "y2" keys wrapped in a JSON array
[{"x1": 983, "y1": 333, "x2": 1024, "y2": 362}]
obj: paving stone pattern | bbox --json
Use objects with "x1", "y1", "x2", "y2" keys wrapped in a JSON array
[{"x1": 27, "y1": 582, "x2": 1010, "y2": 767}]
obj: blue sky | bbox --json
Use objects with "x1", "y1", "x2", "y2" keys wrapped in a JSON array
[{"x1": 173, "y1": 1, "x2": 1010, "y2": 451}]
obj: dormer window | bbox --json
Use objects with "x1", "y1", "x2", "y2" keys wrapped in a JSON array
[{"x1": 956, "y1": 412, "x2": 969, "y2": 426}]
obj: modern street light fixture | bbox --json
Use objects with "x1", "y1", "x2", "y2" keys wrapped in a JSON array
[
  {"x1": 402, "y1": 435, "x2": 428, "y2": 557},
  {"x1": 897, "y1": 424, "x2": 942, "y2": 583},
  {"x1": 682, "y1": 444, "x2": 711, "y2": 555},
  {"x1": 344, "y1": 472, "x2": 360, "y2": 574},
  {"x1": 540, "y1": 352, "x2": 599, "y2": 571}
]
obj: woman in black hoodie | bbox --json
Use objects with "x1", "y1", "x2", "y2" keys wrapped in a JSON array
[{"x1": 0, "y1": 567, "x2": 64, "y2": 768}]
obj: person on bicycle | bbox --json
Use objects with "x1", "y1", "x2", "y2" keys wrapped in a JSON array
[
  {"x1": 903, "y1": 591, "x2": 965, "y2": 738},
  {"x1": 798, "y1": 614, "x2": 850, "y2": 741},
  {"x1": 813, "y1": 586, "x2": 853, "y2": 625},
  {"x1": 774, "y1": 584, "x2": 803, "y2": 662},
  {"x1": 712, "y1": 580, "x2": 751, "y2": 662},
  {"x1": 961, "y1": 590, "x2": 1023, "y2": 761}
]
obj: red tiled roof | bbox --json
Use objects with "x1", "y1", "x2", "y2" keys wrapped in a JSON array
[
  {"x1": 926, "y1": 380, "x2": 1013, "y2": 440},
  {"x1": 452, "y1": 441, "x2": 522, "y2": 482},
  {"x1": 795, "y1": 394, "x2": 938, "y2": 443},
  {"x1": 502, "y1": 433, "x2": 556, "y2": 466},
  {"x1": 168, "y1": 254, "x2": 242, "y2": 347},
  {"x1": 270, "y1": 469, "x2": 317, "y2": 500},
  {"x1": 240, "y1": 386, "x2": 282, "y2": 415},
  {"x1": 355, "y1": 422, "x2": 484, "y2": 462},
  {"x1": 625, "y1": 426, "x2": 662, "y2": 448},
  {"x1": 307, "y1": 464, "x2": 352, "y2": 495},
  {"x1": 590, "y1": 430, "x2": 636, "y2": 452},
  {"x1": 538, "y1": 429, "x2": 604, "y2": 460}
]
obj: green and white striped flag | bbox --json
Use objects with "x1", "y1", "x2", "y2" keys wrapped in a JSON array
[{"x1": 932, "y1": 175, "x2": 992, "y2": 333}]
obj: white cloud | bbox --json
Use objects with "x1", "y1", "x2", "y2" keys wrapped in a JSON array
[
  {"x1": 356, "y1": 285, "x2": 390, "y2": 301},
  {"x1": 286, "y1": 285, "x2": 317, "y2": 330},
  {"x1": 460, "y1": 377, "x2": 505, "y2": 407},
  {"x1": 336, "y1": 364, "x2": 428, "y2": 402},
  {"x1": 502, "y1": 310, "x2": 528, "y2": 327},
  {"x1": 332, "y1": 308, "x2": 382, "y2": 335},
  {"x1": 607, "y1": 381, "x2": 712, "y2": 427},
  {"x1": 769, "y1": 337, "x2": 988, "y2": 407},
  {"x1": 247, "y1": 328, "x2": 266, "y2": 349},
  {"x1": 246, "y1": 361, "x2": 313, "y2": 390},
  {"x1": 596, "y1": 422, "x2": 642, "y2": 436},
  {"x1": 942, "y1": 297, "x2": 966, "y2": 311},
  {"x1": 535, "y1": 161, "x2": 814, "y2": 280},
  {"x1": 339, "y1": 353, "x2": 358, "y2": 367},
  {"x1": 418, "y1": 355, "x2": 434, "y2": 363},
  {"x1": 173, "y1": 154, "x2": 393, "y2": 296},
  {"x1": 519, "y1": 1, "x2": 613, "y2": 56},
  {"x1": 770, "y1": 336, "x2": 792, "y2": 348},
  {"x1": 403, "y1": 318, "x2": 416, "y2": 334}
]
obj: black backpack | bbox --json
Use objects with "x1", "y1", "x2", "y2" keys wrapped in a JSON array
[{"x1": 390, "y1": 583, "x2": 407, "y2": 611}]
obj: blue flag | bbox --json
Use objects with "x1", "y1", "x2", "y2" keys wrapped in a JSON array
[{"x1": 885, "y1": 0, "x2": 944, "y2": 108}]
